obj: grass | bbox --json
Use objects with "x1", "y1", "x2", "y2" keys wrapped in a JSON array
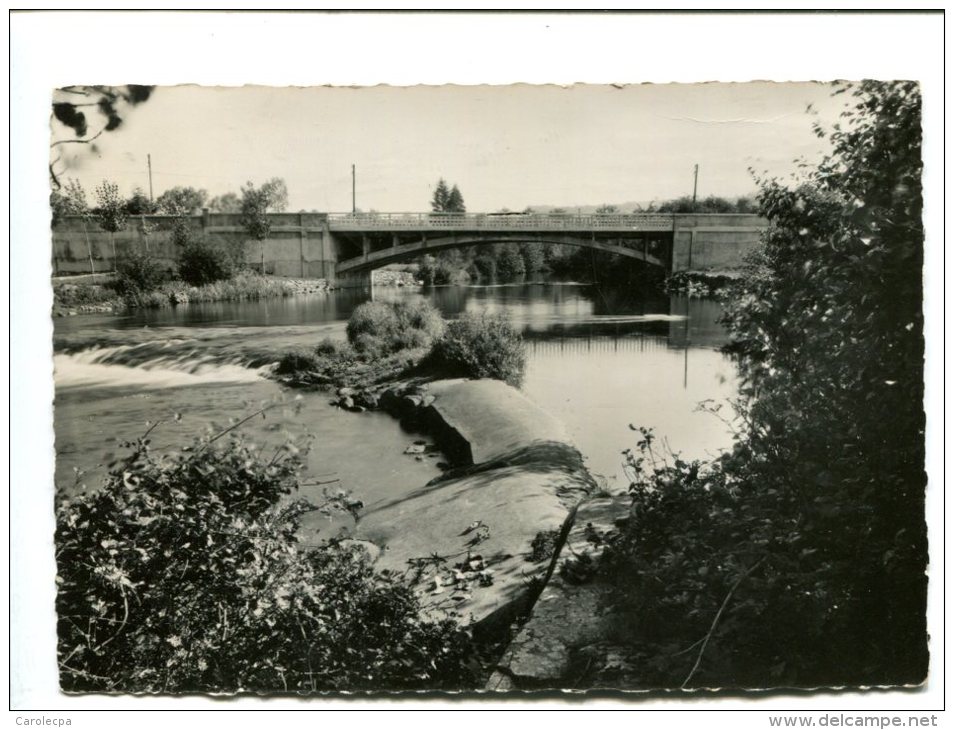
[{"x1": 54, "y1": 271, "x2": 299, "y2": 314}]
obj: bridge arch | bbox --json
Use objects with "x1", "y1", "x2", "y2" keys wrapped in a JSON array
[{"x1": 335, "y1": 232, "x2": 669, "y2": 275}]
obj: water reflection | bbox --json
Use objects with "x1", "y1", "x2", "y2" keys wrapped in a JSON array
[{"x1": 54, "y1": 280, "x2": 741, "y2": 496}]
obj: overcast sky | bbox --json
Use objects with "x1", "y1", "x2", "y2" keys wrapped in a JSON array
[{"x1": 52, "y1": 82, "x2": 846, "y2": 213}]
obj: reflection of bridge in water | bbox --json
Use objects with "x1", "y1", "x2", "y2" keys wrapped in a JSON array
[
  {"x1": 520, "y1": 297, "x2": 732, "y2": 390},
  {"x1": 515, "y1": 296, "x2": 730, "y2": 352}
]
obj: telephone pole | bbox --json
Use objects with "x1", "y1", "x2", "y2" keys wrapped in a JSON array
[
  {"x1": 352, "y1": 164, "x2": 356, "y2": 213},
  {"x1": 692, "y1": 164, "x2": 699, "y2": 209},
  {"x1": 147, "y1": 154, "x2": 154, "y2": 201}
]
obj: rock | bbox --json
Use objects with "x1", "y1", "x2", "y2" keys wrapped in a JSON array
[
  {"x1": 404, "y1": 442, "x2": 427, "y2": 455},
  {"x1": 401, "y1": 394, "x2": 424, "y2": 409},
  {"x1": 358, "y1": 392, "x2": 379, "y2": 409},
  {"x1": 355, "y1": 440, "x2": 593, "y2": 630},
  {"x1": 488, "y1": 494, "x2": 633, "y2": 690},
  {"x1": 337, "y1": 386, "x2": 355, "y2": 397},
  {"x1": 336, "y1": 538, "x2": 382, "y2": 563},
  {"x1": 339, "y1": 396, "x2": 355, "y2": 410},
  {"x1": 425, "y1": 379, "x2": 570, "y2": 465}
]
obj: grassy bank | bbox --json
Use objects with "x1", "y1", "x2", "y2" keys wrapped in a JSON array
[{"x1": 52, "y1": 272, "x2": 325, "y2": 316}]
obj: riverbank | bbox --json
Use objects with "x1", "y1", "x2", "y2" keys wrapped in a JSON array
[{"x1": 52, "y1": 273, "x2": 331, "y2": 316}]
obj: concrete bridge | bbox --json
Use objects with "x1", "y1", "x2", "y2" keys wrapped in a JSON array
[
  {"x1": 329, "y1": 211, "x2": 765, "y2": 286},
  {"x1": 331, "y1": 212, "x2": 673, "y2": 279},
  {"x1": 52, "y1": 211, "x2": 766, "y2": 285}
]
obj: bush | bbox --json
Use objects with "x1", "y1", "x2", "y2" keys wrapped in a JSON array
[
  {"x1": 346, "y1": 300, "x2": 443, "y2": 357},
  {"x1": 429, "y1": 313, "x2": 526, "y2": 387},
  {"x1": 275, "y1": 349, "x2": 322, "y2": 375},
  {"x1": 599, "y1": 81, "x2": 927, "y2": 690},
  {"x1": 55, "y1": 427, "x2": 475, "y2": 693},
  {"x1": 178, "y1": 237, "x2": 239, "y2": 286},
  {"x1": 114, "y1": 251, "x2": 168, "y2": 297}
]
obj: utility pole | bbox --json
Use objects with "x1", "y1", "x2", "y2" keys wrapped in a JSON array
[
  {"x1": 147, "y1": 154, "x2": 154, "y2": 202},
  {"x1": 692, "y1": 164, "x2": 699, "y2": 209},
  {"x1": 352, "y1": 164, "x2": 356, "y2": 214}
]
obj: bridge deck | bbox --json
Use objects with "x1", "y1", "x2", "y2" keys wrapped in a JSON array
[{"x1": 327, "y1": 212, "x2": 675, "y2": 233}]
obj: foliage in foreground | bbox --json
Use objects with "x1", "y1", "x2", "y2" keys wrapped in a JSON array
[
  {"x1": 601, "y1": 81, "x2": 927, "y2": 689},
  {"x1": 55, "y1": 425, "x2": 475, "y2": 693}
]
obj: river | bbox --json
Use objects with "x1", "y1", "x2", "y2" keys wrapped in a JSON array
[{"x1": 52, "y1": 281, "x2": 739, "y2": 521}]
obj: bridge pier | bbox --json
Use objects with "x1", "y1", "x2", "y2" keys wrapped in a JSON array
[{"x1": 335, "y1": 269, "x2": 373, "y2": 290}]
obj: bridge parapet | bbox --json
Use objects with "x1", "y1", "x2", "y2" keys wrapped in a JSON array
[{"x1": 327, "y1": 211, "x2": 675, "y2": 233}]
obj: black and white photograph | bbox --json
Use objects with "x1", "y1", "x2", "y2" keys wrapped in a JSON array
[{"x1": 10, "y1": 8, "x2": 945, "y2": 719}]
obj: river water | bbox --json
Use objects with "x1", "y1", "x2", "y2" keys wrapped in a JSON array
[{"x1": 53, "y1": 282, "x2": 739, "y2": 521}]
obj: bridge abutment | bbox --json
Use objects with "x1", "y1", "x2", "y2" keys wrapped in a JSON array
[{"x1": 334, "y1": 268, "x2": 373, "y2": 290}]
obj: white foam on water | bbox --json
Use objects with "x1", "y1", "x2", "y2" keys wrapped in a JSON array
[{"x1": 54, "y1": 352, "x2": 265, "y2": 390}]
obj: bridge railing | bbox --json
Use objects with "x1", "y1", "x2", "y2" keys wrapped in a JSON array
[{"x1": 326, "y1": 212, "x2": 675, "y2": 231}]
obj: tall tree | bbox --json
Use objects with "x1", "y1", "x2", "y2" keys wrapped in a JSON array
[
  {"x1": 208, "y1": 192, "x2": 242, "y2": 213},
  {"x1": 260, "y1": 178, "x2": 288, "y2": 213},
  {"x1": 431, "y1": 178, "x2": 451, "y2": 212},
  {"x1": 94, "y1": 180, "x2": 129, "y2": 264},
  {"x1": 51, "y1": 179, "x2": 97, "y2": 273},
  {"x1": 49, "y1": 85, "x2": 155, "y2": 188},
  {"x1": 125, "y1": 187, "x2": 157, "y2": 215},
  {"x1": 445, "y1": 184, "x2": 466, "y2": 213},
  {"x1": 156, "y1": 186, "x2": 208, "y2": 215},
  {"x1": 241, "y1": 180, "x2": 287, "y2": 273}
]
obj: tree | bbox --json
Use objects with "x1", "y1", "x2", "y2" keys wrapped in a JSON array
[
  {"x1": 519, "y1": 242, "x2": 546, "y2": 274},
  {"x1": 604, "y1": 81, "x2": 927, "y2": 688},
  {"x1": 156, "y1": 186, "x2": 208, "y2": 215},
  {"x1": 494, "y1": 244, "x2": 525, "y2": 281},
  {"x1": 241, "y1": 181, "x2": 285, "y2": 273},
  {"x1": 51, "y1": 179, "x2": 98, "y2": 273},
  {"x1": 125, "y1": 188, "x2": 157, "y2": 215},
  {"x1": 208, "y1": 192, "x2": 242, "y2": 213},
  {"x1": 734, "y1": 196, "x2": 757, "y2": 213},
  {"x1": 595, "y1": 204, "x2": 619, "y2": 214},
  {"x1": 431, "y1": 178, "x2": 451, "y2": 212},
  {"x1": 50, "y1": 85, "x2": 155, "y2": 188},
  {"x1": 446, "y1": 184, "x2": 466, "y2": 213},
  {"x1": 94, "y1": 180, "x2": 129, "y2": 264},
  {"x1": 50, "y1": 178, "x2": 87, "y2": 227},
  {"x1": 260, "y1": 178, "x2": 288, "y2": 213}
]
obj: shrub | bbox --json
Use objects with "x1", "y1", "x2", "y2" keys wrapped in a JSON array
[
  {"x1": 114, "y1": 251, "x2": 168, "y2": 297},
  {"x1": 315, "y1": 337, "x2": 340, "y2": 356},
  {"x1": 346, "y1": 300, "x2": 443, "y2": 357},
  {"x1": 178, "y1": 237, "x2": 239, "y2": 286},
  {"x1": 429, "y1": 313, "x2": 526, "y2": 387},
  {"x1": 275, "y1": 349, "x2": 322, "y2": 375},
  {"x1": 55, "y1": 427, "x2": 475, "y2": 693}
]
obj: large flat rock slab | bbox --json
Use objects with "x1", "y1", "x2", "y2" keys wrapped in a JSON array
[
  {"x1": 355, "y1": 441, "x2": 594, "y2": 629},
  {"x1": 488, "y1": 494, "x2": 635, "y2": 690},
  {"x1": 426, "y1": 379, "x2": 569, "y2": 464}
]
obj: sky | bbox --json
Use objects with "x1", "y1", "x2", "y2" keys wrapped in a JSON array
[{"x1": 50, "y1": 82, "x2": 847, "y2": 213}]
